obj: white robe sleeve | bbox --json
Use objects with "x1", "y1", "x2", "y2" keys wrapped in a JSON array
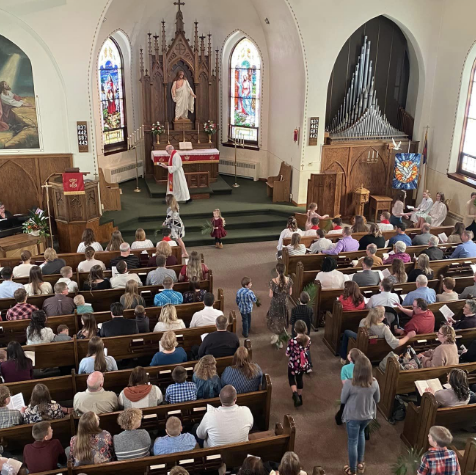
[
  {"x1": 167, "y1": 154, "x2": 183, "y2": 174},
  {"x1": 1, "y1": 92, "x2": 23, "y2": 107}
]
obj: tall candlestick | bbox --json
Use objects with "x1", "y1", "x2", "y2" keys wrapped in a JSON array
[
  {"x1": 197, "y1": 121, "x2": 200, "y2": 144},
  {"x1": 167, "y1": 123, "x2": 170, "y2": 145},
  {"x1": 127, "y1": 135, "x2": 130, "y2": 150}
]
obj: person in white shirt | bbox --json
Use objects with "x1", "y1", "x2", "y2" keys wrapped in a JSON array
[
  {"x1": 196, "y1": 385, "x2": 253, "y2": 447},
  {"x1": 77, "y1": 247, "x2": 106, "y2": 273},
  {"x1": 189, "y1": 292, "x2": 224, "y2": 328},
  {"x1": 309, "y1": 229, "x2": 334, "y2": 254},
  {"x1": 76, "y1": 228, "x2": 104, "y2": 253},
  {"x1": 110, "y1": 261, "x2": 143, "y2": 289},
  {"x1": 13, "y1": 250, "x2": 35, "y2": 278},
  {"x1": 377, "y1": 212, "x2": 394, "y2": 232},
  {"x1": 153, "y1": 304, "x2": 186, "y2": 332},
  {"x1": 286, "y1": 233, "x2": 306, "y2": 256},
  {"x1": 56, "y1": 266, "x2": 79, "y2": 293},
  {"x1": 366, "y1": 278, "x2": 400, "y2": 308},
  {"x1": 277, "y1": 217, "x2": 302, "y2": 256},
  {"x1": 315, "y1": 256, "x2": 346, "y2": 290},
  {"x1": 131, "y1": 228, "x2": 154, "y2": 250}
]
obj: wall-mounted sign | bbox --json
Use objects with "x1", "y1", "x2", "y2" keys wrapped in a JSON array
[
  {"x1": 77, "y1": 121, "x2": 89, "y2": 152},
  {"x1": 309, "y1": 117, "x2": 319, "y2": 146}
]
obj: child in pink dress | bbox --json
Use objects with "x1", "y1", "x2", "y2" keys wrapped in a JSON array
[
  {"x1": 305, "y1": 203, "x2": 329, "y2": 230},
  {"x1": 211, "y1": 209, "x2": 227, "y2": 248}
]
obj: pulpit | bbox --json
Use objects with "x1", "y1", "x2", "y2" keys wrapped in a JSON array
[
  {"x1": 51, "y1": 176, "x2": 113, "y2": 253},
  {"x1": 353, "y1": 184, "x2": 370, "y2": 216}
]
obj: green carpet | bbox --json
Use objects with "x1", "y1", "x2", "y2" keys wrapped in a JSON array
[{"x1": 100, "y1": 175, "x2": 305, "y2": 246}]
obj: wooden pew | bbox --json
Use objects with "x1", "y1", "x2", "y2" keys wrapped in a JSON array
[
  {"x1": 323, "y1": 299, "x2": 467, "y2": 356},
  {"x1": 375, "y1": 356, "x2": 476, "y2": 420},
  {"x1": 0, "y1": 274, "x2": 214, "y2": 312},
  {"x1": 401, "y1": 392, "x2": 476, "y2": 453},
  {"x1": 32, "y1": 414, "x2": 295, "y2": 475},
  {"x1": 4, "y1": 341, "x2": 252, "y2": 406},
  {"x1": 283, "y1": 242, "x2": 456, "y2": 275},
  {"x1": 0, "y1": 376, "x2": 275, "y2": 461},
  {"x1": 453, "y1": 437, "x2": 476, "y2": 475},
  {"x1": 0, "y1": 247, "x2": 183, "y2": 272},
  {"x1": 282, "y1": 225, "x2": 455, "y2": 248}
]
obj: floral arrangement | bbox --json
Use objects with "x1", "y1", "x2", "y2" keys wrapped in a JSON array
[
  {"x1": 151, "y1": 122, "x2": 165, "y2": 136},
  {"x1": 203, "y1": 120, "x2": 217, "y2": 135},
  {"x1": 22, "y1": 208, "x2": 50, "y2": 238}
]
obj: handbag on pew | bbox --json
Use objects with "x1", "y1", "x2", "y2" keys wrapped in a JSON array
[{"x1": 378, "y1": 346, "x2": 422, "y2": 372}]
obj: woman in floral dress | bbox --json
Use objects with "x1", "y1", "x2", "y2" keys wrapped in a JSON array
[{"x1": 267, "y1": 262, "x2": 293, "y2": 348}]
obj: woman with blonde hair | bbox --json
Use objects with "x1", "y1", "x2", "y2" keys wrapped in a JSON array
[
  {"x1": 417, "y1": 325, "x2": 459, "y2": 368},
  {"x1": 341, "y1": 356, "x2": 380, "y2": 475},
  {"x1": 179, "y1": 250, "x2": 209, "y2": 282},
  {"x1": 24, "y1": 266, "x2": 53, "y2": 296},
  {"x1": 388, "y1": 258, "x2": 408, "y2": 284},
  {"x1": 78, "y1": 336, "x2": 118, "y2": 374},
  {"x1": 358, "y1": 223, "x2": 385, "y2": 250},
  {"x1": 131, "y1": 228, "x2": 154, "y2": 250},
  {"x1": 286, "y1": 233, "x2": 306, "y2": 256},
  {"x1": 106, "y1": 230, "x2": 125, "y2": 251},
  {"x1": 153, "y1": 304, "x2": 185, "y2": 332},
  {"x1": 158, "y1": 241, "x2": 178, "y2": 266},
  {"x1": 164, "y1": 194, "x2": 188, "y2": 258},
  {"x1": 77, "y1": 228, "x2": 103, "y2": 253},
  {"x1": 41, "y1": 248, "x2": 66, "y2": 275},
  {"x1": 150, "y1": 330, "x2": 187, "y2": 366},
  {"x1": 193, "y1": 355, "x2": 222, "y2": 399},
  {"x1": 119, "y1": 366, "x2": 163, "y2": 408},
  {"x1": 113, "y1": 408, "x2": 151, "y2": 460},
  {"x1": 221, "y1": 346, "x2": 263, "y2": 393},
  {"x1": 69, "y1": 411, "x2": 114, "y2": 465},
  {"x1": 408, "y1": 253, "x2": 434, "y2": 282},
  {"x1": 76, "y1": 313, "x2": 97, "y2": 340},
  {"x1": 120, "y1": 280, "x2": 145, "y2": 310}
]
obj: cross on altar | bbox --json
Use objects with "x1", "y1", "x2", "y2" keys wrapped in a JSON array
[{"x1": 174, "y1": 0, "x2": 185, "y2": 11}]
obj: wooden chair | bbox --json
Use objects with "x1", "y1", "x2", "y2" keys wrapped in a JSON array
[
  {"x1": 267, "y1": 162, "x2": 291, "y2": 203},
  {"x1": 99, "y1": 168, "x2": 122, "y2": 211}
]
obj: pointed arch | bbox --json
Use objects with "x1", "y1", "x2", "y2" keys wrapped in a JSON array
[{"x1": 229, "y1": 37, "x2": 262, "y2": 145}]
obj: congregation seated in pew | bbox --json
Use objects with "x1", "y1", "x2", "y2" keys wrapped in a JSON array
[
  {"x1": 78, "y1": 336, "x2": 118, "y2": 374},
  {"x1": 190, "y1": 291, "x2": 223, "y2": 327},
  {"x1": 192, "y1": 354, "x2": 222, "y2": 399},
  {"x1": 106, "y1": 230, "x2": 125, "y2": 252},
  {"x1": 401, "y1": 274, "x2": 436, "y2": 305},
  {"x1": 459, "y1": 271, "x2": 476, "y2": 298},
  {"x1": 425, "y1": 368, "x2": 473, "y2": 407},
  {"x1": 198, "y1": 314, "x2": 240, "y2": 358},
  {"x1": 73, "y1": 371, "x2": 119, "y2": 415},
  {"x1": 388, "y1": 222, "x2": 412, "y2": 247},
  {"x1": 338, "y1": 281, "x2": 365, "y2": 311},
  {"x1": 147, "y1": 240, "x2": 179, "y2": 267},
  {"x1": 165, "y1": 366, "x2": 197, "y2": 404},
  {"x1": 78, "y1": 246, "x2": 106, "y2": 273},
  {"x1": 26, "y1": 310, "x2": 55, "y2": 345},
  {"x1": 6, "y1": 288, "x2": 37, "y2": 321},
  {"x1": 322, "y1": 227, "x2": 359, "y2": 255},
  {"x1": 41, "y1": 248, "x2": 66, "y2": 275},
  {"x1": 436, "y1": 277, "x2": 459, "y2": 302},
  {"x1": 118, "y1": 366, "x2": 163, "y2": 408},
  {"x1": 387, "y1": 258, "x2": 407, "y2": 284},
  {"x1": 134, "y1": 305, "x2": 149, "y2": 333},
  {"x1": 277, "y1": 217, "x2": 302, "y2": 257},
  {"x1": 183, "y1": 276, "x2": 206, "y2": 303},
  {"x1": 416, "y1": 324, "x2": 458, "y2": 368},
  {"x1": 57, "y1": 265, "x2": 79, "y2": 293},
  {"x1": 150, "y1": 331, "x2": 188, "y2": 366},
  {"x1": 419, "y1": 235, "x2": 444, "y2": 260},
  {"x1": 120, "y1": 280, "x2": 145, "y2": 309},
  {"x1": 315, "y1": 256, "x2": 345, "y2": 290},
  {"x1": 447, "y1": 299, "x2": 476, "y2": 330},
  {"x1": 0, "y1": 385, "x2": 23, "y2": 428},
  {"x1": 42, "y1": 282, "x2": 75, "y2": 317},
  {"x1": 153, "y1": 415, "x2": 197, "y2": 455},
  {"x1": 220, "y1": 346, "x2": 263, "y2": 394},
  {"x1": 153, "y1": 303, "x2": 185, "y2": 332},
  {"x1": 309, "y1": 229, "x2": 333, "y2": 254},
  {"x1": 130, "y1": 227, "x2": 154, "y2": 250},
  {"x1": 110, "y1": 242, "x2": 140, "y2": 269},
  {"x1": 83, "y1": 265, "x2": 111, "y2": 290},
  {"x1": 12, "y1": 250, "x2": 34, "y2": 279},
  {"x1": 366, "y1": 278, "x2": 400, "y2": 308},
  {"x1": 153, "y1": 276, "x2": 183, "y2": 306},
  {"x1": 395, "y1": 298, "x2": 436, "y2": 335},
  {"x1": 412, "y1": 223, "x2": 433, "y2": 246},
  {"x1": 77, "y1": 228, "x2": 104, "y2": 253},
  {"x1": 0, "y1": 267, "x2": 23, "y2": 299},
  {"x1": 147, "y1": 254, "x2": 177, "y2": 286},
  {"x1": 23, "y1": 382, "x2": 70, "y2": 424},
  {"x1": 54, "y1": 324, "x2": 72, "y2": 342},
  {"x1": 0, "y1": 341, "x2": 33, "y2": 383},
  {"x1": 358, "y1": 223, "x2": 385, "y2": 250},
  {"x1": 383, "y1": 241, "x2": 411, "y2": 265},
  {"x1": 448, "y1": 222, "x2": 465, "y2": 244},
  {"x1": 24, "y1": 265, "x2": 52, "y2": 296},
  {"x1": 76, "y1": 313, "x2": 97, "y2": 339},
  {"x1": 99, "y1": 303, "x2": 138, "y2": 338},
  {"x1": 451, "y1": 230, "x2": 476, "y2": 258},
  {"x1": 179, "y1": 250, "x2": 210, "y2": 282},
  {"x1": 286, "y1": 233, "x2": 306, "y2": 256},
  {"x1": 352, "y1": 256, "x2": 380, "y2": 287},
  {"x1": 407, "y1": 253, "x2": 434, "y2": 282},
  {"x1": 114, "y1": 407, "x2": 151, "y2": 460},
  {"x1": 110, "y1": 260, "x2": 143, "y2": 289}
]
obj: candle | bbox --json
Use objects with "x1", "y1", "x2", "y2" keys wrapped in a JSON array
[{"x1": 127, "y1": 136, "x2": 130, "y2": 149}]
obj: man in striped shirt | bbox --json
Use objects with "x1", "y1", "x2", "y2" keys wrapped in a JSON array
[{"x1": 113, "y1": 408, "x2": 151, "y2": 460}]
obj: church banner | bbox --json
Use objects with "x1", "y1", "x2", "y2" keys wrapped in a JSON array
[
  {"x1": 392, "y1": 153, "x2": 421, "y2": 190},
  {"x1": 63, "y1": 173, "x2": 85, "y2": 195}
]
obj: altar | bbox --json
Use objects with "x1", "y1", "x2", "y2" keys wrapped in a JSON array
[{"x1": 151, "y1": 148, "x2": 219, "y2": 183}]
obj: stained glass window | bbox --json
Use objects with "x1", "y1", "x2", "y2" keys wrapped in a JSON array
[
  {"x1": 98, "y1": 38, "x2": 127, "y2": 152},
  {"x1": 459, "y1": 59, "x2": 476, "y2": 177},
  {"x1": 229, "y1": 38, "x2": 261, "y2": 144}
]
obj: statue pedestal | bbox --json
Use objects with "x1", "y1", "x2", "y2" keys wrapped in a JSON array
[{"x1": 174, "y1": 118, "x2": 193, "y2": 131}]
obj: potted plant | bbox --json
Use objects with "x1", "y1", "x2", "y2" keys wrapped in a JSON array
[
  {"x1": 391, "y1": 447, "x2": 424, "y2": 475},
  {"x1": 203, "y1": 120, "x2": 217, "y2": 143},
  {"x1": 151, "y1": 121, "x2": 165, "y2": 144},
  {"x1": 22, "y1": 208, "x2": 50, "y2": 239}
]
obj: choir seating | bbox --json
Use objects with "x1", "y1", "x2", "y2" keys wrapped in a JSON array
[
  {"x1": 266, "y1": 162, "x2": 291, "y2": 203},
  {"x1": 401, "y1": 392, "x2": 476, "y2": 453},
  {"x1": 375, "y1": 356, "x2": 476, "y2": 420},
  {"x1": 323, "y1": 299, "x2": 466, "y2": 356}
]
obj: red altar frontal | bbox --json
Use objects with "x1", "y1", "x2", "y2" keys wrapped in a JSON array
[{"x1": 151, "y1": 149, "x2": 220, "y2": 183}]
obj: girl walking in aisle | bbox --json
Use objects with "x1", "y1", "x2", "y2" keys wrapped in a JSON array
[
  {"x1": 286, "y1": 320, "x2": 311, "y2": 407},
  {"x1": 341, "y1": 355, "x2": 380, "y2": 475},
  {"x1": 210, "y1": 209, "x2": 227, "y2": 248},
  {"x1": 164, "y1": 194, "x2": 189, "y2": 258},
  {"x1": 267, "y1": 263, "x2": 293, "y2": 348}
]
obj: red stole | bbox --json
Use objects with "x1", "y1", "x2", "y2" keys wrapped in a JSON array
[{"x1": 168, "y1": 151, "x2": 176, "y2": 192}]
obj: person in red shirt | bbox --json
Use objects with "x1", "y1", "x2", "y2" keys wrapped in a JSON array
[
  {"x1": 23, "y1": 421, "x2": 67, "y2": 473},
  {"x1": 380, "y1": 211, "x2": 391, "y2": 225},
  {"x1": 332, "y1": 217, "x2": 343, "y2": 230},
  {"x1": 395, "y1": 298, "x2": 435, "y2": 335},
  {"x1": 338, "y1": 281, "x2": 366, "y2": 311},
  {"x1": 309, "y1": 217, "x2": 320, "y2": 230}
]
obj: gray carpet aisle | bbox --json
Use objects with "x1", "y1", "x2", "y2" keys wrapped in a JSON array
[{"x1": 197, "y1": 240, "x2": 405, "y2": 474}]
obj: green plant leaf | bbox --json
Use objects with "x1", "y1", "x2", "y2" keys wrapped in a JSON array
[
  {"x1": 303, "y1": 282, "x2": 316, "y2": 308},
  {"x1": 391, "y1": 447, "x2": 424, "y2": 475},
  {"x1": 201, "y1": 220, "x2": 214, "y2": 235}
]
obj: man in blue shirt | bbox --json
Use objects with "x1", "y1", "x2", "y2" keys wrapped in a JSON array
[
  {"x1": 402, "y1": 274, "x2": 436, "y2": 306},
  {"x1": 153, "y1": 276, "x2": 183, "y2": 306},
  {"x1": 451, "y1": 230, "x2": 476, "y2": 258},
  {"x1": 388, "y1": 222, "x2": 412, "y2": 248},
  {"x1": 153, "y1": 416, "x2": 197, "y2": 455},
  {"x1": 0, "y1": 267, "x2": 24, "y2": 299}
]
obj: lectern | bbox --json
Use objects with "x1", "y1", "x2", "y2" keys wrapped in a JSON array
[{"x1": 51, "y1": 176, "x2": 103, "y2": 253}]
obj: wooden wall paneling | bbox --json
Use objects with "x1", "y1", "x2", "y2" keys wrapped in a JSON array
[{"x1": 198, "y1": 73, "x2": 209, "y2": 125}]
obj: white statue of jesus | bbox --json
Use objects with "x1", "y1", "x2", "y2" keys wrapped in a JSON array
[{"x1": 171, "y1": 70, "x2": 196, "y2": 121}]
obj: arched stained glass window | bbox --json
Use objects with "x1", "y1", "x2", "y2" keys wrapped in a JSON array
[
  {"x1": 459, "y1": 59, "x2": 476, "y2": 176},
  {"x1": 98, "y1": 37, "x2": 127, "y2": 153},
  {"x1": 229, "y1": 38, "x2": 261, "y2": 144}
]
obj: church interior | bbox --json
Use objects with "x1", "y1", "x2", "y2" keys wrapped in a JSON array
[{"x1": 1, "y1": 0, "x2": 476, "y2": 473}]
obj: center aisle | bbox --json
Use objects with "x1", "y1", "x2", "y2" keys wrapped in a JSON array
[{"x1": 199, "y1": 240, "x2": 405, "y2": 474}]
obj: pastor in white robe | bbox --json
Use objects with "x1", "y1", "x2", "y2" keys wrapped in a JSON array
[
  {"x1": 172, "y1": 79, "x2": 195, "y2": 120},
  {"x1": 166, "y1": 151, "x2": 190, "y2": 202}
]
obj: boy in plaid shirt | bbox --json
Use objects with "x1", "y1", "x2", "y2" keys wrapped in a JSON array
[
  {"x1": 236, "y1": 277, "x2": 257, "y2": 338},
  {"x1": 165, "y1": 366, "x2": 197, "y2": 404},
  {"x1": 418, "y1": 426, "x2": 460, "y2": 475}
]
